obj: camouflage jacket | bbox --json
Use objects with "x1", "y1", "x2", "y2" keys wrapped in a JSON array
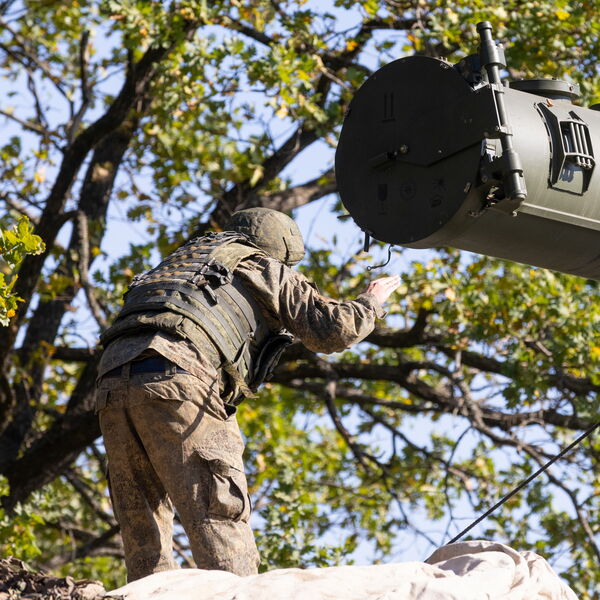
[{"x1": 98, "y1": 253, "x2": 384, "y2": 400}]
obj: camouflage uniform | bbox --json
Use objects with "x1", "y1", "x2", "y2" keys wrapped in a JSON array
[{"x1": 97, "y1": 244, "x2": 384, "y2": 582}]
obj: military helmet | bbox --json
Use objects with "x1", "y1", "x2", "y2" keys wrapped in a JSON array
[{"x1": 226, "y1": 207, "x2": 305, "y2": 266}]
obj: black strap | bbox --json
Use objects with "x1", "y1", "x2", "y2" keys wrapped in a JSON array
[
  {"x1": 104, "y1": 356, "x2": 190, "y2": 377},
  {"x1": 449, "y1": 419, "x2": 600, "y2": 544}
]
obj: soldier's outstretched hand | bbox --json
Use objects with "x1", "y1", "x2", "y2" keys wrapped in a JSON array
[{"x1": 365, "y1": 274, "x2": 402, "y2": 305}]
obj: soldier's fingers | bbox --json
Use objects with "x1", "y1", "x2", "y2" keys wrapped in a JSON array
[{"x1": 380, "y1": 276, "x2": 400, "y2": 286}]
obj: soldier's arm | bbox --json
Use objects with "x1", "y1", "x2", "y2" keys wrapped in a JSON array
[{"x1": 237, "y1": 257, "x2": 399, "y2": 354}]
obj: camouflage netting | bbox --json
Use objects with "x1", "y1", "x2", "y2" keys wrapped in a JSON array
[{"x1": 0, "y1": 558, "x2": 106, "y2": 600}]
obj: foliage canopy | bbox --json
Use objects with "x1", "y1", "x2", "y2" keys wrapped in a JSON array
[{"x1": 0, "y1": 0, "x2": 598, "y2": 596}]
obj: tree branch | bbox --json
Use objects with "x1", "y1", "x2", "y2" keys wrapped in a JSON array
[
  {"x1": 50, "y1": 346, "x2": 98, "y2": 362},
  {"x1": 366, "y1": 309, "x2": 437, "y2": 347},
  {"x1": 0, "y1": 18, "x2": 69, "y2": 99},
  {"x1": 196, "y1": 10, "x2": 390, "y2": 231},
  {"x1": 258, "y1": 168, "x2": 337, "y2": 212},
  {"x1": 542, "y1": 467, "x2": 600, "y2": 563},
  {"x1": 436, "y1": 345, "x2": 600, "y2": 396},
  {"x1": 0, "y1": 191, "x2": 40, "y2": 223},
  {"x1": 42, "y1": 522, "x2": 122, "y2": 569},
  {"x1": 1, "y1": 357, "x2": 101, "y2": 508},
  {"x1": 273, "y1": 357, "x2": 596, "y2": 435},
  {"x1": 66, "y1": 29, "x2": 92, "y2": 143},
  {"x1": 64, "y1": 467, "x2": 116, "y2": 526},
  {"x1": 75, "y1": 210, "x2": 109, "y2": 331},
  {"x1": 1, "y1": 18, "x2": 200, "y2": 366},
  {"x1": 0, "y1": 119, "x2": 137, "y2": 444},
  {"x1": 0, "y1": 107, "x2": 50, "y2": 137}
]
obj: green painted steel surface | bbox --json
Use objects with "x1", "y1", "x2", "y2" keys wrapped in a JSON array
[{"x1": 336, "y1": 55, "x2": 600, "y2": 280}]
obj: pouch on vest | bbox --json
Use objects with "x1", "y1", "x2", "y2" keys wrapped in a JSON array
[{"x1": 250, "y1": 331, "x2": 294, "y2": 390}]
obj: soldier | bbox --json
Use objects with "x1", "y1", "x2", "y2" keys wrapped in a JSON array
[{"x1": 96, "y1": 208, "x2": 401, "y2": 581}]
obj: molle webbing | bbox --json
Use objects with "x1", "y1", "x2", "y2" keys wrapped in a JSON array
[
  {"x1": 130, "y1": 232, "x2": 242, "y2": 288},
  {"x1": 120, "y1": 277, "x2": 264, "y2": 382}
]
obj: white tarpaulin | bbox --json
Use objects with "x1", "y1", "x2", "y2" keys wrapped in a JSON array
[{"x1": 106, "y1": 540, "x2": 578, "y2": 600}]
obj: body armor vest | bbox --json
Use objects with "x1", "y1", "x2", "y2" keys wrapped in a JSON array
[{"x1": 101, "y1": 232, "x2": 293, "y2": 403}]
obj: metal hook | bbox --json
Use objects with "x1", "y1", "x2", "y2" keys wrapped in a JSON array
[{"x1": 367, "y1": 245, "x2": 393, "y2": 271}]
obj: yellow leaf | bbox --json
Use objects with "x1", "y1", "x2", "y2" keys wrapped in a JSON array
[
  {"x1": 444, "y1": 287, "x2": 457, "y2": 301},
  {"x1": 346, "y1": 39, "x2": 358, "y2": 52},
  {"x1": 555, "y1": 8, "x2": 569, "y2": 20},
  {"x1": 591, "y1": 346, "x2": 600, "y2": 359},
  {"x1": 364, "y1": 0, "x2": 378, "y2": 16},
  {"x1": 256, "y1": 453, "x2": 266, "y2": 473},
  {"x1": 275, "y1": 105, "x2": 288, "y2": 119},
  {"x1": 249, "y1": 165, "x2": 264, "y2": 187},
  {"x1": 34, "y1": 168, "x2": 46, "y2": 184},
  {"x1": 6, "y1": 309, "x2": 15, "y2": 318}
]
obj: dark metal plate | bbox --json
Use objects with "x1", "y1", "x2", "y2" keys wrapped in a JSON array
[{"x1": 336, "y1": 56, "x2": 493, "y2": 245}]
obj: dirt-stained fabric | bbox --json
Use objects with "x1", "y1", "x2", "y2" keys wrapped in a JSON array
[
  {"x1": 97, "y1": 249, "x2": 384, "y2": 582},
  {"x1": 97, "y1": 368, "x2": 259, "y2": 582},
  {"x1": 235, "y1": 255, "x2": 384, "y2": 353}
]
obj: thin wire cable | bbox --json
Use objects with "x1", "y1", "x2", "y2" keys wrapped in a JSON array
[{"x1": 448, "y1": 419, "x2": 600, "y2": 544}]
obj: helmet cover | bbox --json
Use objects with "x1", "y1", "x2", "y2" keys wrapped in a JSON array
[{"x1": 226, "y1": 208, "x2": 305, "y2": 265}]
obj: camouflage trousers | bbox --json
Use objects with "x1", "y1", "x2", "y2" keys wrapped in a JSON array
[{"x1": 96, "y1": 366, "x2": 260, "y2": 582}]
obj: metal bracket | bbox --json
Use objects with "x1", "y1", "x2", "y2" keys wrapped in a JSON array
[
  {"x1": 454, "y1": 53, "x2": 484, "y2": 85},
  {"x1": 537, "y1": 104, "x2": 595, "y2": 194},
  {"x1": 476, "y1": 22, "x2": 527, "y2": 213}
]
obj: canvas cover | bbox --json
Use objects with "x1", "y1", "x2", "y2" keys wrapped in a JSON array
[{"x1": 106, "y1": 540, "x2": 578, "y2": 600}]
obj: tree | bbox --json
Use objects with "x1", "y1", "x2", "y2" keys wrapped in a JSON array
[{"x1": 0, "y1": 0, "x2": 598, "y2": 596}]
